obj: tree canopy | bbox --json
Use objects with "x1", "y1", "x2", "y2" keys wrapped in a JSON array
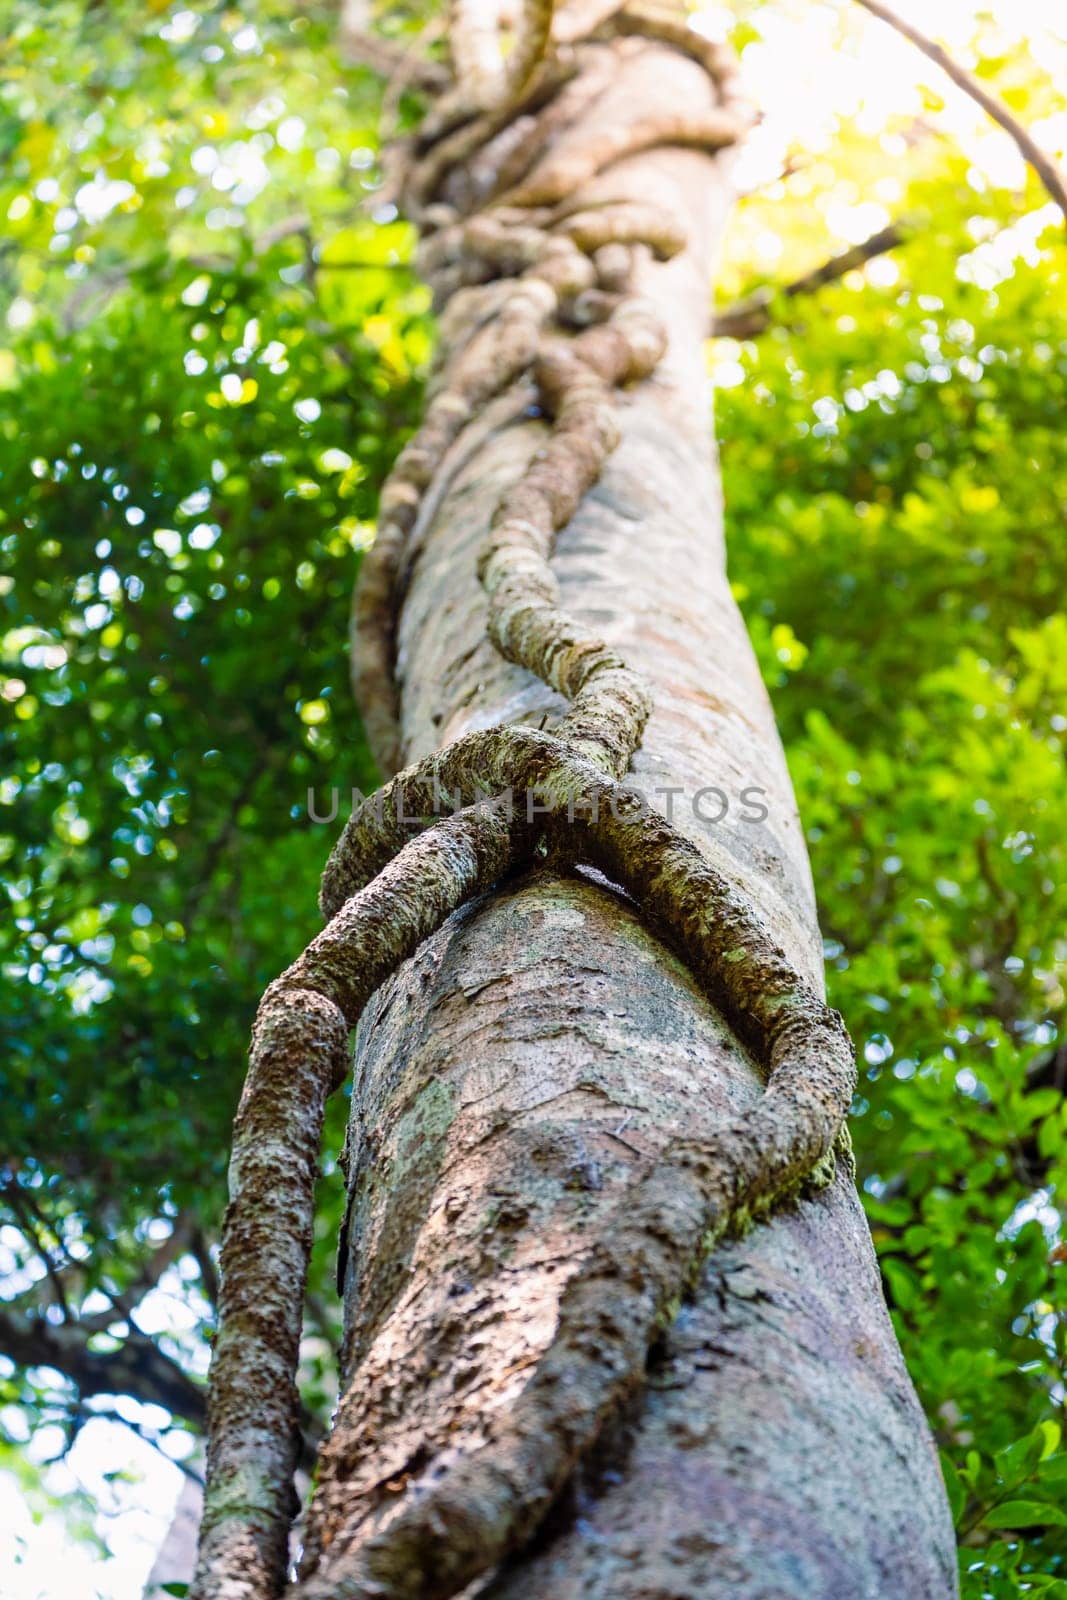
[{"x1": 1, "y1": 3, "x2": 1065, "y2": 1596}]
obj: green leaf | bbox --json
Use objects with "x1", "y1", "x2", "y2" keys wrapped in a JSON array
[
  {"x1": 940, "y1": 1452, "x2": 966, "y2": 1526},
  {"x1": 1037, "y1": 1456, "x2": 1067, "y2": 1491},
  {"x1": 995, "y1": 1427, "x2": 1047, "y2": 1487},
  {"x1": 983, "y1": 1501, "x2": 1067, "y2": 1530}
]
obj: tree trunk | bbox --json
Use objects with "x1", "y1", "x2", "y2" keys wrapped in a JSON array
[
  {"x1": 145, "y1": 1474, "x2": 203, "y2": 1600},
  {"x1": 294, "y1": 29, "x2": 957, "y2": 1600}
]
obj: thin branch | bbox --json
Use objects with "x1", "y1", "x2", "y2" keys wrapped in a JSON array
[
  {"x1": 252, "y1": 213, "x2": 313, "y2": 255},
  {"x1": 1, "y1": 1179, "x2": 74, "y2": 1320},
  {"x1": 0, "y1": 1304, "x2": 206, "y2": 1426},
  {"x1": 54, "y1": 214, "x2": 356, "y2": 333},
  {"x1": 82, "y1": 1400, "x2": 206, "y2": 1484},
  {"x1": 190, "y1": 1229, "x2": 221, "y2": 1311},
  {"x1": 711, "y1": 222, "x2": 907, "y2": 339},
  {"x1": 852, "y1": 0, "x2": 1067, "y2": 225},
  {"x1": 84, "y1": 1213, "x2": 197, "y2": 1331},
  {"x1": 382, "y1": 18, "x2": 449, "y2": 139},
  {"x1": 337, "y1": 10, "x2": 450, "y2": 94},
  {"x1": 315, "y1": 257, "x2": 414, "y2": 272}
]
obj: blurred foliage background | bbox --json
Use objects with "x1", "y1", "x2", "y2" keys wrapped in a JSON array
[{"x1": 0, "y1": 2, "x2": 1064, "y2": 1597}]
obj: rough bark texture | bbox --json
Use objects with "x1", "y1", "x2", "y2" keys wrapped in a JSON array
[
  {"x1": 190, "y1": 11, "x2": 958, "y2": 1599},
  {"x1": 306, "y1": 34, "x2": 956, "y2": 1600},
  {"x1": 195, "y1": 808, "x2": 529, "y2": 1599}
]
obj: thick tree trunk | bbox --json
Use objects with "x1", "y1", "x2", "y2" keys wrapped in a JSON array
[{"x1": 301, "y1": 34, "x2": 957, "y2": 1600}]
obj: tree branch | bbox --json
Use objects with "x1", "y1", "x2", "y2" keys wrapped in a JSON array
[
  {"x1": 85, "y1": 1215, "x2": 197, "y2": 1331},
  {"x1": 711, "y1": 222, "x2": 907, "y2": 339},
  {"x1": 190, "y1": 1229, "x2": 220, "y2": 1312},
  {"x1": 852, "y1": 0, "x2": 1067, "y2": 224},
  {"x1": 2, "y1": 1199, "x2": 198, "y2": 1333},
  {"x1": 337, "y1": 1, "x2": 450, "y2": 94},
  {"x1": 0, "y1": 1304, "x2": 207, "y2": 1427},
  {"x1": 1, "y1": 1178, "x2": 74, "y2": 1320},
  {"x1": 315, "y1": 258, "x2": 414, "y2": 272}
]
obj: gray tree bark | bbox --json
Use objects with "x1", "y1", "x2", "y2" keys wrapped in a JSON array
[{"x1": 316, "y1": 36, "x2": 957, "y2": 1600}]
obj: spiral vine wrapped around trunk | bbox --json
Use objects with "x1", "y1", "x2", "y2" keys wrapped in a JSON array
[{"x1": 190, "y1": 7, "x2": 856, "y2": 1599}]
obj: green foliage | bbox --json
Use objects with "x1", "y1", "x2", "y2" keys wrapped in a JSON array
[
  {"x1": 719, "y1": 153, "x2": 1067, "y2": 1597},
  {"x1": 0, "y1": 0, "x2": 429, "y2": 1504}
]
